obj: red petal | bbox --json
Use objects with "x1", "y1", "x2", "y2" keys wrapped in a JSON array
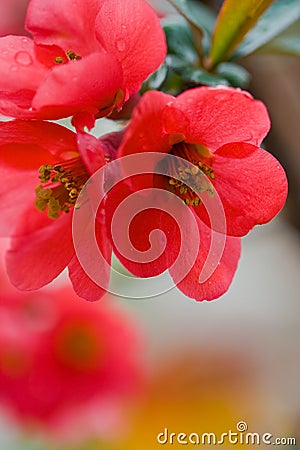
[
  {"x1": 111, "y1": 207, "x2": 175, "y2": 278},
  {"x1": 68, "y1": 255, "x2": 108, "y2": 301},
  {"x1": 0, "y1": 90, "x2": 36, "y2": 119},
  {"x1": 95, "y1": 0, "x2": 166, "y2": 96},
  {"x1": 26, "y1": 0, "x2": 102, "y2": 55},
  {"x1": 98, "y1": 131, "x2": 124, "y2": 162},
  {"x1": 72, "y1": 112, "x2": 96, "y2": 132},
  {"x1": 0, "y1": 120, "x2": 76, "y2": 236},
  {"x1": 107, "y1": 185, "x2": 198, "y2": 279},
  {"x1": 107, "y1": 183, "x2": 240, "y2": 302},
  {"x1": 6, "y1": 211, "x2": 74, "y2": 290},
  {"x1": 0, "y1": 120, "x2": 76, "y2": 161},
  {"x1": 172, "y1": 218, "x2": 241, "y2": 301},
  {"x1": 118, "y1": 91, "x2": 173, "y2": 190},
  {"x1": 0, "y1": 36, "x2": 47, "y2": 117},
  {"x1": 34, "y1": 43, "x2": 67, "y2": 69},
  {"x1": 0, "y1": 36, "x2": 46, "y2": 91},
  {"x1": 70, "y1": 203, "x2": 112, "y2": 301},
  {"x1": 76, "y1": 131, "x2": 106, "y2": 174},
  {"x1": 197, "y1": 142, "x2": 288, "y2": 236},
  {"x1": 119, "y1": 91, "x2": 173, "y2": 156},
  {"x1": 32, "y1": 53, "x2": 123, "y2": 119},
  {"x1": 165, "y1": 87, "x2": 270, "y2": 151}
]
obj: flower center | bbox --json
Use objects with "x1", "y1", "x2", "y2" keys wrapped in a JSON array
[
  {"x1": 55, "y1": 321, "x2": 104, "y2": 372},
  {"x1": 167, "y1": 142, "x2": 215, "y2": 206},
  {"x1": 35, "y1": 156, "x2": 89, "y2": 220},
  {"x1": 55, "y1": 49, "x2": 82, "y2": 64}
]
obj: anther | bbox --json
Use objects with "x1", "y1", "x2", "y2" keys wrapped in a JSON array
[
  {"x1": 35, "y1": 157, "x2": 89, "y2": 220},
  {"x1": 66, "y1": 50, "x2": 82, "y2": 61},
  {"x1": 166, "y1": 142, "x2": 215, "y2": 207}
]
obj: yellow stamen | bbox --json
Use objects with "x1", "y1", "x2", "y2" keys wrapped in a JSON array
[
  {"x1": 35, "y1": 157, "x2": 89, "y2": 220},
  {"x1": 166, "y1": 142, "x2": 215, "y2": 206},
  {"x1": 54, "y1": 50, "x2": 82, "y2": 64},
  {"x1": 66, "y1": 50, "x2": 82, "y2": 61}
]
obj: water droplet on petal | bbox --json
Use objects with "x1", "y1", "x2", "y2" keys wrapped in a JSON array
[
  {"x1": 121, "y1": 24, "x2": 127, "y2": 30},
  {"x1": 15, "y1": 51, "x2": 33, "y2": 66},
  {"x1": 2, "y1": 50, "x2": 9, "y2": 56},
  {"x1": 116, "y1": 39, "x2": 126, "y2": 52},
  {"x1": 10, "y1": 65, "x2": 18, "y2": 72},
  {"x1": 21, "y1": 38, "x2": 29, "y2": 48}
]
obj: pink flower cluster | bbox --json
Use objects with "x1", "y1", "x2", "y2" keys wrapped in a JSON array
[{"x1": 0, "y1": 0, "x2": 288, "y2": 303}]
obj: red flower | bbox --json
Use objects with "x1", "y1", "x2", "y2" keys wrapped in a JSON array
[
  {"x1": 0, "y1": 120, "x2": 114, "y2": 300},
  {"x1": 106, "y1": 87, "x2": 287, "y2": 301},
  {"x1": 0, "y1": 285, "x2": 144, "y2": 442},
  {"x1": 0, "y1": 0, "x2": 166, "y2": 120}
]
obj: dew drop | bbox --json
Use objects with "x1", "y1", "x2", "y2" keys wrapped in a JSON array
[
  {"x1": 116, "y1": 39, "x2": 126, "y2": 52},
  {"x1": 15, "y1": 51, "x2": 33, "y2": 66},
  {"x1": 121, "y1": 24, "x2": 127, "y2": 30},
  {"x1": 10, "y1": 65, "x2": 18, "y2": 72},
  {"x1": 2, "y1": 50, "x2": 9, "y2": 56}
]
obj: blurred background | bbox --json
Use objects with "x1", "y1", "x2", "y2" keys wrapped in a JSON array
[{"x1": 0, "y1": 0, "x2": 299, "y2": 449}]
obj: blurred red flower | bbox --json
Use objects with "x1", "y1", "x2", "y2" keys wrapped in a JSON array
[
  {"x1": 0, "y1": 284, "x2": 144, "y2": 443},
  {"x1": 0, "y1": 0, "x2": 166, "y2": 120},
  {"x1": 107, "y1": 87, "x2": 287, "y2": 301},
  {"x1": 0, "y1": 120, "x2": 115, "y2": 300}
]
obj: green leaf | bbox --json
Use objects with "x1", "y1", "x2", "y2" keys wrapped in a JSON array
[
  {"x1": 209, "y1": 0, "x2": 275, "y2": 67},
  {"x1": 164, "y1": 20, "x2": 199, "y2": 63},
  {"x1": 165, "y1": 0, "x2": 205, "y2": 35},
  {"x1": 216, "y1": 62, "x2": 251, "y2": 88},
  {"x1": 165, "y1": 0, "x2": 205, "y2": 58},
  {"x1": 257, "y1": 21, "x2": 300, "y2": 56},
  {"x1": 141, "y1": 56, "x2": 184, "y2": 96},
  {"x1": 165, "y1": 0, "x2": 217, "y2": 56},
  {"x1": 178, "y1": 66, "x2": 230, "y2": 87},
  {"x1": 183, "y1": 0, "x2": 217, "y2": 35},
  {"x1": 141, "y1": 62, "x2": 169, "y2": 93},
  {"x1": 188, "y1": 0, "x2": 218, "y2": 55},
  {"x1": 234, "y1": 0, "x2": 300, "y2": 57}
]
